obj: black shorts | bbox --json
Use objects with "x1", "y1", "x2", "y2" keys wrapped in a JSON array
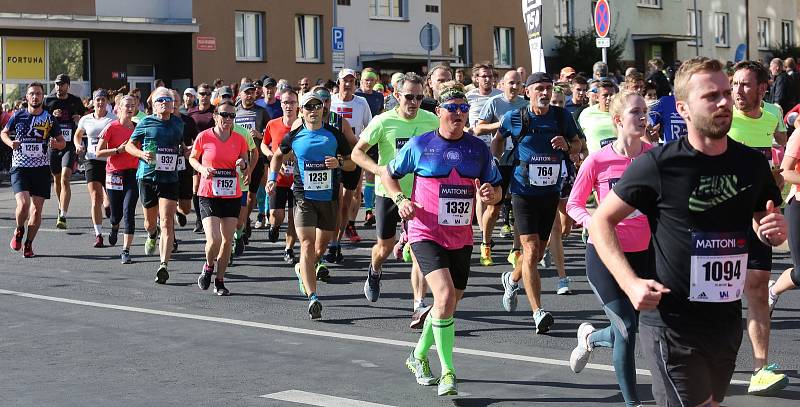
[
  {"x1": 511, "y1": 193, "x2": 560, "y2": 238},
  {"x1": 248, "y1": 156, "x2": 266, "y2": 194},
  {"x1": 138, "y1": 179, "x2": 179, "y2": 209},
  {"x1": 199, "y1": 196, "x2": 241, "y2": 219},
  {"x1": 269, "y1": 186, "x2": 295, "y2": 210},
  {"x1": 11, "y1": 166, "x2": 51, "y2": 199},
  {"x1": 178, "y1": 168, "x2": 194, "y2": 200},
  {"x1": 495, "y1": 164, "x2": 514, "y2": 203},
  {"x1": 640, "y1": 323, "x2": 742, "y2": 405},
  {"x1": 410, "y1": 240, "x2": 472, "y2": 290},
  {"x1": 49, "y1": 144, "x2": 77, "y2": 175},
  {"x1": 747, "y1": 228, "x2": 772, "y2": 271},
  {"x1": 375, "y1": 195, "x2": 401, "y2": 240},
  {"x1": 84, "y1": 159, "x2": 106, "y2": 184},
  {"x1": 341, "y1": 167, "x2": 363, "y2": 191}
]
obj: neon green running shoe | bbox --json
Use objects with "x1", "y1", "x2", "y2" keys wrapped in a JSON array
[
  {"x1": 748, "y1": 364, "x2": 788, "y2": 395},
  {"x1": 405, "y1": 352, "x2": 437, "y2": 386},
  {"x1": 437, "y1": 371, "x2": 458, "y2": 396},
  {"x1": 507, "y1": 249, "x2": 521, "y2": 268},
  {"x1": 402, "y1": 242, "x2": 412, "y2": 263},
  {"x1": 144, "y1": 237, "x2": 157, "y2": 256},
  {"x1": 480, "y1": 243, "x2": 494, "y2": 266}
]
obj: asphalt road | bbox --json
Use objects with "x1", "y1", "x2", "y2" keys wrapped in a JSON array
[{"x1": 1, "y1": 180, "x2": 799, "y2": 406}]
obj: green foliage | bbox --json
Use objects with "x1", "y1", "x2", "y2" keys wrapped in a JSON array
[
  {"x1": 551, "y1": 28, "x2": 627, "y2": 75},
  {"x1": 48, "y1": 38, "x2": 86, "y2": 81},
  {"x1": 767, "y1": 44, "x2": 800, "y2": 61}
]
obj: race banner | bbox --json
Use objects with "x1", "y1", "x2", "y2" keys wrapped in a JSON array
[{"x1": 522, "y1": 0, "x2": 546, "y2": 73}]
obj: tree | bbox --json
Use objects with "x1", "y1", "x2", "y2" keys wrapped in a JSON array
[{"x1": 550, "y1": 28, "x2": 627, "y2": 75}]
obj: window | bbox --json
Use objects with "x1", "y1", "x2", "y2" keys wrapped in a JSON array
[
  {"x1": 714, "y1": 12, "x2": 729, "y2": 47},
  {"x1": 554, "y1": 0, "x2": 572, "y2": 36},
  {"x1": 369, "y1": 0, "x2": 406, "y2": 19},
  {"x1": 782, "y1": 20, "x2": 794, "y2": 48},
  {"x1": 234, "y1": 11, "x2": 263, "y2": 61},
  {"x1": 494, "y1": 27, "x2": 514, "y2": 68},
  {"x1": 425, "y1": 5, "x2": 439, "y2": 13},
  {"x1": 687, "y1": 9, "x2": 703, "y2": 47},
  {"x1": 637, "y1": 0, "x2": 661, "y2": 8},
  {"x1": 337, "y1": 0, "x2": 351, "y2": 5},
  {"x1": 449, "y1": 24, "x2": 472, "y2": 67},
  {"x1": 295, "y1": 15, "x2": 322, "y2": 63},
  {"x1": 758, "y1": 18, "x2": 770, "y2": 50}
]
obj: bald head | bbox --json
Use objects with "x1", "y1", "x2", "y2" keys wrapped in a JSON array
[{"x1": 501, "y1": 70, "x2": 522, "y2": 99}]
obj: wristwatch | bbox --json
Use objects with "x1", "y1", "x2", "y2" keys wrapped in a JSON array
[{"x1": 393, "y1": 193, "x2": 408, "y2": 205}]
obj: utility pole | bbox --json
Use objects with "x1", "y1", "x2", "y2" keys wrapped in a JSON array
[
  {"x1": 693, "y1": 0, "x2": 699, "y2": 56},
  {"x1": 744, "y1": 0, "x2": 750, "y2": 60}
]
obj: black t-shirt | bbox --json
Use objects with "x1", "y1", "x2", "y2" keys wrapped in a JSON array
[
  {"x1": 613, "y1": 137, "x2": 781, "y2": 331},
  {"x1": 43, "y1": 93, "x2": 86, "y2": 137},
  {"x1": 355, "y1": 90, "x2": 384, "y2": 117},
  {"x1": 187, "y1": 105, "x2": 215, "y2": 132},
  {"x1": 420, "y1": 97, "x2": 438, "y2": 114},
  {"x1": 177, "y1": 113, "x2": 199, "y2": 175}
]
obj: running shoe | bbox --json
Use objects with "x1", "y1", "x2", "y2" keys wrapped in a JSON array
[
  {"x1": 198, "y1": 264, "x2": 213, "y2": 290},
  {"x1": 155, "y1": 263, "x2": 169, "y2": 284},
  {"x1": 768, "y1": 279, "x2": 778, "y2": 316},
  {"x1": 308, "y1": 296, "x2": 323, "y2": 320},
  {"x1": 213, "y1": 279, "x2": 230, "y2": 296},
  {"x1": 480, "y1": 242, "x2": 494, "y2": 266},
  {"x1": 56, "y1": 216, "x2": 67, "y2": 230},
  {"x1": 243, "y1": 221, "x2": 252, "y2": 240},
  {"x1": 172, "y1": 237, "x2": 179, "y2": 253},
  {"x1": 120, "y1": 249, "x2": 131, "y2": 264},
  {"x1": 268, "y1": 225, "x2": 280, "y2": 243},
  {"x1": 539, "y1": 250, "x2": 552, "y2": 269},
  {"x1": 108, "y1": 227, "x2": 119, "y2": 246},
  {"x1": 193, "y1": 220, "x2": 203, "y2": 234},
  {"x1": 144, "y1": 237, "x2": 157, "y2": 256},
  {"x1": 405, "y1": 353, "x2": 438, "y2": 385},
  {"x1": 10, "y1": 227, "x2": 23, "y2": 251},
  {"x1": 283, "y1": 248, "x2": 296, "y2": 265},
  {"x1": 437, "y1": 372, "x2": 458, "y2": 396},
  {"x1": 533, "y1": 309, "x2": 554, "y2": 334},
  {"x1": 500, "y1": 224, "x2": 513, "y2": 238},
  {"x1": 501, "y1": 271, "x2": 519, "y2": 313},
  {"x1": 23, "y1": 241, "x2": 34, "y2": 258},
  {"x1": 344, "y1": 224, "x2": 362, "y2": 243},
  {"x1": 409, "y1": 304, "x2": 432, "y2": 329},
  {"x1": 364, "y1": 264, "x2": 381, "y2": 302},
  {"x1": 748, "y1": 364, "x2": 788, "y2": 395},
  {"x1": 176, "y1": 212, "x2": 187, "y2": 227},
  {"x1": 315, "y1": 262, "x2": 330, "y2": 282},
  {"x1": 569, "y1": 322, "x2": 595, "y2": 373},
  {"x1": 254, "y1": 213, "x2": 266, "y2": 229},
  {"x1": 94, "y1": 234, "x2": 104, "y2": 248},
  {"x1": 294, "y1": 263, "x2": 307, "y2": 296},
  {"x1": 364, "y1": 210, "x2": 376, "y2": 227},
  {"x1": 323, "y1": 245, "x2": 340, "y2": 264},
  {"x1": 233, "y1": 237, "x2": 244, "y2": 256},
  {"x1": 556, "y1": 277, "x2": 572, "y2": 295},
  {"x1": 507, "y1": 249, "x2": 521, "y2": 268}
]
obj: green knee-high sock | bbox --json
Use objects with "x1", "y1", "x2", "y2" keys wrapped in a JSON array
[
  {"x1": 432, "y1": 316, "x2": 456, "y2": 375},
  {"x1": 234, "y1": 226, "x2": 243, "y2": 239},
  {"x1": 413, "y1": 314, "x2": 435, "y2": 360}
]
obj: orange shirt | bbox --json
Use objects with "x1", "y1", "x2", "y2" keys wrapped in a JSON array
[
  {"x1": 263, "y1": 117, "x2": 294, "y2": 188},
  {"x1": 193, "y1": 128, "x2": 249, "y2": 198}
]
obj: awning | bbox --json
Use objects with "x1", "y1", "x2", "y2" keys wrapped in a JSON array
[
  {"x1": 359, "y1": 52, "x2": 458, "y2": 64},
  {"x1": 632, "y1": 34, "x2": 696, "y2": 42},
  {"x1": 0, "y1": 12, "x2": 199, "y2": 34}
]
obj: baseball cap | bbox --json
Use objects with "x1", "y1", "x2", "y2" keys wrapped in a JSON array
[
  {"x1": 299, "y1": 91, "x2": 324, "y2": 106},
  {"x1": 240, "y1": 82, "x2": 256, "y2": 92},
  {"x1": 55, "y1": 74, "x2": 71, "y2": 84},
  {"x1": 92, "y1": 89, "x2": 108, "y2": 99},
  {"x1": 218, "y1": 86, "x2": 234, "y2": 98},
  {"x1": 524, "y1": 72, "x2": 554, "y2": 87},
  {"x1": 183, "y1": 87, "x2": 197, "y2": 98},
  {"x1": 560, "y1": 66, "x2": 576, "y2": 76},
  {"x1": 338, "y1": 68, "x2": 357, "y2": 80},
  {"x1": 311, "y1": 86, "x2": 331, "y2": 101},
  {"x1": 262, "y1": 76, "x2": 277, "y2": 87},
  {"x1": 391, "y1": 72, "x2": 404, "y2": 85}
]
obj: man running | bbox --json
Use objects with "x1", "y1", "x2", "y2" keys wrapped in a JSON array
[
  {"x1": 2, "y1": 82, "x2": 65, "y2": 257},
  {"x1": 578, "y1": 79, "x2": 618, "y2": 154},
  {"x1": 591, "y1": 57, "x2": 786, "y2": 407},
  {"x1": 44, "y1": 74, "x2": 86, "y2": 230},
  {"x1": 356, "y1": 67, "x2": 385, "y2": 228},
  {"x1": 188, "y1": 83, "x2": 217, "y2": 233}
]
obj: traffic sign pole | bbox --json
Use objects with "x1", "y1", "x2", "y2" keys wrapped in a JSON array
[{"x1": 594, "y1": 0, "x2": 611, "y2": 65}]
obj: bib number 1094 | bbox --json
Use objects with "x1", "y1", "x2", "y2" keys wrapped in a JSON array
[{"x1": 701, "y1": 260, "x2": 742, "y2": 282}]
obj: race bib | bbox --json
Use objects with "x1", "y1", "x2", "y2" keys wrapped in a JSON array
[
  {"x1": 600, "y1": 138, "x2": 615, "y2": 148},
  {"x1": 20, "y1": 137, "x2": 44, "y2": 158},
  {"x1": 176, "y1": 156, "x2": 186, "y2": 171},
  {"x1": 303, "y1": 161, "x2": 332, "y2": 191},
  {"x1": 60, "y1": 127, "x2": 72, "y2": 142},
  {"x1": 235, "y1": 115, "x2": 256, "y2": 131},
  {"x1": 86, "y1": 143, "x2": 98, "y2": 160},
  {"x1": 689, "y1": 231, "x2": 748, "y2": 303},
  {"x1": 609, "y1": 178, "x2": 644, "y2": 219},
  {"x1": 528, "y1": 154, "x2": 560, "y2": 186},
  {"x1": 211, "y1": 169, "x2": 237, "y2": 197},
  {"x1": 156, "y1": 147, "x2": 178, "y2": 171},
  {"x1": 437, "y1": 184, "x2": 474, "y2": 226},
  {"x1": 105, "y1": 173, "x2": 123, "y2": 190}
]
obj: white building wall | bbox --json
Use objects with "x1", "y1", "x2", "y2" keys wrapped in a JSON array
[{"x1": 336, "y1": 0, "x2": 442, "y2": 70}]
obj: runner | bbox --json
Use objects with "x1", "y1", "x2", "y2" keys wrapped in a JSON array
[
  {"x1": 44, "y1": 74, "x2": 86, "y2": 230},
  {"x1": 383, "y1": 81, "x2": 501, "y2": 395},
  {"x1": 770, "y1": 124, "x2": 800, "y2": 315},
  {"x1": 96, "y1": 95, "x2": 139, "y2": 263},
  {"x1": 352, "y1": 72, "x2": 439, "y2": 326},
  {"x1": 254, "y1": 76, "x2": 282, "y2": 229},
  {"x1": 188, "y1": 83, "x2": 217, "y2": 233},
  {"x1": 262, "y1": 88, "x2": 300, "y2": 264},
  {"x1": 728, "y1": 60, "x2": 789, "y2": 395},
  {"x1": 493, "y1": 72, "x2": 582, "y2": 333},
  {"x1": 355, "y1": 67, "x2": 385, "y2": 229},
  {"x1": 125, "y1": 87, "x2": 186, "y2": 284},
  {"x1": 564, "y1": 76, "x2": 589, "y2": 117},
  {"x1": 591, "y1": 57, "x2": 786, "y2": 407},
  {"x1": 421, "y1": 64, "x2": 452, "y2": 113},
  {"x1": 268, "y1": 91, "x2": 355, "y2": 319},
  {"x1": 190, "y1": 100, "x2": 250, "y2": 296},
  {"x1": 578, "y1": 79, "x2": 618, "y2": 154},
  {"x1": 74, "y1": 89, "x2": 117, "y2": 247},
  {"x1": 170, "y1": 89, "x2": 200, "y2": 252},
  {"x1": 566, "y1": 89, "x2": 653, "y2": 407},
  {"x1": 1, "y1": 82, "x2": 65, "y2": 257}
]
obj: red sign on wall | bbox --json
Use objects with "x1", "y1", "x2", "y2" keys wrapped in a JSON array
[{"x1": 196, "y1": 36, "x2": 216, "y2": 51}]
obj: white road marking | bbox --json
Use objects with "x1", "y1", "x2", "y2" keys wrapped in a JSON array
[
  {"x1": 260, "y1": 390, "x2": 395, "y2": 406},
  {"x1": 351, "y1": 359, "x2": 378, "y2": 368},
  {"x1": 0, "y1": 288, "x2": 750, "y2": 385}
]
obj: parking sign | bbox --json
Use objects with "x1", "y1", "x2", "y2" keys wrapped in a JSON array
[{"x1": 332, "y1": 27, "x2": 345, "y2": 51}]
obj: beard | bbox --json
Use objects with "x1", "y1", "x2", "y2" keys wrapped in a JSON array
[
  {"x1": 29, "y1": 101, "x2": 41, "y2": 109},
  {"x1": 693, "y1": 109, "x2": 731, "y2": 139}
]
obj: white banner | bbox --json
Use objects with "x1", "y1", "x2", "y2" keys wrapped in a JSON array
[{"x1": 522, "y1": 0, "x2": 546, "y2": 73}]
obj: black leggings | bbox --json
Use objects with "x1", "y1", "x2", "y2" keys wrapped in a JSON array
[
  {"x1": 784, "y1": 197, "x2": 800, "y2": 285},
  {"x1": 107, "y1": 169, "x2": 139, "y2": 235}
]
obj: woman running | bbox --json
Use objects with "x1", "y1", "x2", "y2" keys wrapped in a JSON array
[{"x1": 566, "y1": 89, "x2": 652, "y2": 407}]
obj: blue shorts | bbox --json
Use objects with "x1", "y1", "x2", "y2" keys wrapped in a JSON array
[{"x1": 11, "y1": 166, "x2": 52, "y2": 199}]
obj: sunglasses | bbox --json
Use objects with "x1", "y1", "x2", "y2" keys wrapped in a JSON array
[
  {"x1": 400, "y1": 93, "x2": 425, "y2": 101},
  {"x1": 155, "y1": 97, "x2": 174, "y2": 103},
  {"x1": 198, "y1": 92, "x2": 211, "y2": 96},
  {"x1": 440, "y1": 103, "x2": 470, "y2": 113},
  {"x1": 216, "y1": 112, "x2": 236, "y2": 119},
  {"x1": 303, "y1": 103, "x2": 323, "y2": 111}
]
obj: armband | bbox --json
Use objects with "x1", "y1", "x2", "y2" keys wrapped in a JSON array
[
  {"x1": 393, "y1": 193, "x2": 408, "y2": 205},
  {"x1": 268, "y1": 171, "x2": 278, "y2": 182}
]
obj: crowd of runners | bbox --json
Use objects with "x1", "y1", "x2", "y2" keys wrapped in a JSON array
[{"x1": 4, "y1": 55, "x2": 800, "y2": 405}]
